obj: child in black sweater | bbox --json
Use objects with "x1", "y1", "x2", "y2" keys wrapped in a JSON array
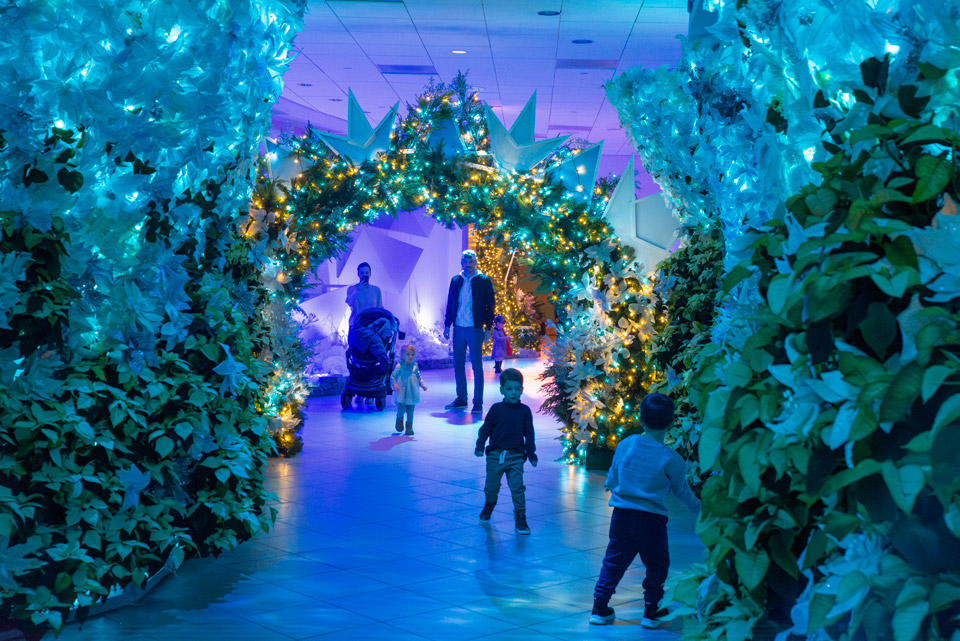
[{"x1": 474, "y1": 368, "x2": 538, "y2": 534}]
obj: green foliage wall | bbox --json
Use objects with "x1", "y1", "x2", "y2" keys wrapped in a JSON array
[
  {"x1": 608, "y1": 1, "x2": 960, "y2": 639},
  {"x1": 0, "y1": 0, "x2": 304, "y2": 631}
]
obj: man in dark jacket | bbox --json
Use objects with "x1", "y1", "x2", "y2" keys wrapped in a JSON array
[{"x1": 443, "y1": 250, "x2": 496, "y2": 414}]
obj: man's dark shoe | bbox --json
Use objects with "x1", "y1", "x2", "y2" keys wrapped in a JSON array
[
  {"x1": 514, "y1": 510, "x2": 531, "y2": 535},
  {"x1": 589, "y1": 598, "x2": 615, "y2": 625},
  {"x1": 471, "y1": 402, "x2": 483, "y2": 415},
  {"x1": 479, "y1": 502, "x2": 496, "y2": 521},
  {"x1": 445, "y1": 398, "x2": 468, "y2": 410},
  {"x1": 641, "y1": 605, "x2": 669, "y2": 629}
]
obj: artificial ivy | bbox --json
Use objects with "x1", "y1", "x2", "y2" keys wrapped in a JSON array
[
  {"x1": 647, "y1": 226, "x2": 725, "y2": 490},
  {"x1": 0, "y1": 0, "x2": 305, "y2": 633},
  {"x1": 607, "y1": 1, "x2": 960, "y2": 639}
]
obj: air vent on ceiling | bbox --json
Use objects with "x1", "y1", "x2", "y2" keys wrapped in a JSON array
[
  {"x1": 549, "y1": 124, "x2": 593, "y2": 132},
  {"x1": 377, "y1": 64, "x2": 438, "y2": 75},
  {"x1": 556, "y1": 59, "x2": 618, "y2": 69}
]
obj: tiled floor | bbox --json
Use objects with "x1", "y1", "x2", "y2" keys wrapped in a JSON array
[{"x1": 49, "y1": 359, "x2": 704, "y2": 640}]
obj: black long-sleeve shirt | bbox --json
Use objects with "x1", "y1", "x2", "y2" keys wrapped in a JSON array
[{"x1": 475, "y1": 401, "x2": 538, "y2": 463}]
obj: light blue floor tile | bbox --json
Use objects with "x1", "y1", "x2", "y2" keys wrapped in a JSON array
[
  {"x1": 241, "y1": 601, "x2": 378, "y2": 638},
  {"x1": 390, "y1": 605, "x2": 520, "y2": 641},
  {"x1": 47, "y1": 362, "x2": 690, "y2": 641}
]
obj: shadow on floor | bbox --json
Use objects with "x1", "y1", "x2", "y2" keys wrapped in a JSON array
[{"x1": 369, "y1": 434, "x2": 414, "y2": 450}]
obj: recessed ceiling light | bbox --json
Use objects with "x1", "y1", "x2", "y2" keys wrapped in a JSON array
[
  {"x1": 538, "y1": 10, "x2": 560, "y2": 16},
  {"x1": 299, "y1": 83, "x2": 313, "y2": 87},
  {"x1": 572, "y1": 39, "x2": 593, "y2": 44},
  {"x1": 451, "y1": 49, "x2": 467, "y2": 54}
]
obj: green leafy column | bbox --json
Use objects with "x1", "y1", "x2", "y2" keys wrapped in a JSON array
[
  {"x1": 0, "y1": 0, "x2": 304, "y2": 632},
  {"x1": 675, "y1": 62, "x2": 960, "y2": 641}
]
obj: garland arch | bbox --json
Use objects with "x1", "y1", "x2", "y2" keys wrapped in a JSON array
[{"x1": 251, "y1": 74, "x2": 667, "y2": 460}]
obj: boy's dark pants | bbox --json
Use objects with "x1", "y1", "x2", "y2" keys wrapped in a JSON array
[
  {"x1": 594, "y1": 507, "x2": 669, "y2": 607},
  {"x1": 484, "y1": 451, "x2": 525, "y2": 511}
]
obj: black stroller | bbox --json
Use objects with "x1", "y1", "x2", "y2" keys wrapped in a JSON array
[{"x1": 340, "y1": 307, "x2": 403, "y2": 411}]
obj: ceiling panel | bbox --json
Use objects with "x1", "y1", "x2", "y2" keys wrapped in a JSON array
[
  {"x1": 301, "y1": 1, "x2": 339, "y2": 26},
  {"x1": 326, "y1": 0, "x2": 410, "y2": 18},
  {"x1": 555, "y1": 41, "x2": 627, "y2": 60},
  {"x1": 290, "y1": 77, "x2": 343, "y2": 97},
  {"x1": 492, "y1": 60, "x2": 554, "y2": 85},
  {"x1": 489, "y1": 46, "x2": 557, "y2": 60},
  {"x1": 481, "y1": 0, "x2": 561, "y2": 18},
  {"x1": 404, "y1": 0, "x2": 485, "y2": 21},
  {"x1": 293, "y1": 28, "x2": 356, "y2": 44},
  {"x1": 635, "y1": 7, "x2": 689, "y2": 23},
  {"x1": 369, "y1": 55, "x2": 435, "y2": 67},
  {"x1": 297, "y1": 42, "x2": 366, "y2": 58},
  {"x1": 362, "y1": 43, "x2": 430, "y2": 57},
  {"x1": 418, "y1": 22, "x2": 489, "y2": 46},
  {"x1": 338, "y1": 17, "x2": 420, "y2": 40},
  {"x1": 278, "y1": 0, "x2": 692, "y2": 160},
  {"x1": 553, "y1": 68, "x2": 615, "y2": 88},
  {"x1": 557, "y1": 0, "x2": 643, "y2": 22},
  {"x1": 622, "y1": 34, "x2": 683, "y2": 58},
  {"x1": 433, "y1": 59, "x2": 496, "y2": 80}
]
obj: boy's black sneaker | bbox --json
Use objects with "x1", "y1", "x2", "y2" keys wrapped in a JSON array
[
  {"x1": 445, "y1": 398, "x2": 468, "y2": 409},
  {"x1": 640, "y1": 606, "x2": 669, "y2": 629},
  {"x1": 471, "y1": 402, "x2": 483, "y2": 415},
  {"x1": 514, "y1": 511, "x2": 531, "y2": 535},
  {"x1": 589, "y1": 598, "x2": 615, "y2": 625},
  {"x1": 479, "y1": 502, "x2": 496, "y2": 521}
]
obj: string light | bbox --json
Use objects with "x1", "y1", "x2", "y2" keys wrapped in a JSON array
[{"x1": 248, "y1": 73, "x2": 665, "y2": 461}]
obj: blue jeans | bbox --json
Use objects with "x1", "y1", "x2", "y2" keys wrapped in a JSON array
[
  {"x1": 594, "y1": 508, "x2": 670, "y2": 607},
  {"x1": 453, "y1": 325, "x2": 484, "y2": 404}
]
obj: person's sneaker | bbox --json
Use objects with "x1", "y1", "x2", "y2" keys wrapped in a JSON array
[
  {"x1": 471, "y1": 402, "x2": 483, "y2": 415},
  {"x1": 479, "y1": 502, "x2": 496, "y2": 521},
  {"x1": 405, "y1": 422, "x2": 414, "y2": 436},
  {"x1": 640, "y1": 606, "x2": 669, "y2": 629},
  {"x1": 589, "y1": 598, "x2": 615, "y2": 625},
  {"x1": 514, "y1": 511, "x2": 531, "y2": 535},
  {"x1": 395, "y1": 417, "x2": 404, "y2": 433},
  {"x1": 445, "y1": 398, "x2": 468, "y2": 410}
]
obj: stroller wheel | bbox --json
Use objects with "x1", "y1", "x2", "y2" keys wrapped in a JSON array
[
  {"x1": 340, "y1": 392, "x2": 352, "y2": 410},
  {"x1": 375, "y1": 397, "x2": 386, "y2": 411}
]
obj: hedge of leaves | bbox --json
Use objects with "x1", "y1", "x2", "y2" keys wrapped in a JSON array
[
  {"x1": 607, "y1": 1, "x2": 960, "y2": 639},
  {"x1": 0, "y1": 0, "x2": 304, "y2": 632},
  {"x1": 646, "y1": 227, "x2": 725, "y2": 491}
]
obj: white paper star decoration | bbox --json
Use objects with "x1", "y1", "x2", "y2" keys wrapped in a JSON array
[
  {"x1": 315, "y1": 89, "x2": 399, "y2": 165},
  {"x1": 485, "y1": 91, "x2": 567, "y2": 173},
  {"x1": 602, "y1": 156, "x2": 680, "y2": 273},
  {"x1": 547, "y1": 142, "x2": 602, "y2": 204}
]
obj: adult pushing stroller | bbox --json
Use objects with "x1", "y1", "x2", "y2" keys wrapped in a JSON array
[{"x1": 341, "y1": 307, "x2": 402, "y2": 411}]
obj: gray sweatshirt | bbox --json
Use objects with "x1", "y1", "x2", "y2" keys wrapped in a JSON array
[{"x1": 605, "y1": 433, "x2": 700, "y2": 516}]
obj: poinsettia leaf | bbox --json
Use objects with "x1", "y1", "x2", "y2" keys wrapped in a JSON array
[{"x1": 912, "y1": 155, "x2": 952, "y2": 204}]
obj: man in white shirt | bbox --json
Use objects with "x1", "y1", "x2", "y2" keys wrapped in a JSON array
[{"x1": 443, "y1": 250, "x2": 496, "y2": 414}]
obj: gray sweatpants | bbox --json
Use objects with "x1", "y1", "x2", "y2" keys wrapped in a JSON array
[{"x1": 484, "y1": 450, "x2": 526, "y2": 512}]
